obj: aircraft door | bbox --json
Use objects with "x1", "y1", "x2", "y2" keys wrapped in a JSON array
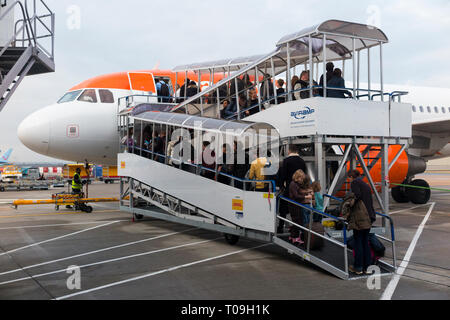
[{"x1": 127, "y1": 72, "x2": 156, "y2": 96}]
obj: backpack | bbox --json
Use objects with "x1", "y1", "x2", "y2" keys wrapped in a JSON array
[
  {"x1": 160, "y1": 83, "x2": 170, "y2": 102},
  {"x1": 347, "y1": 233, "x2": 385, "y2": 263},
  {"x1": 368, "y1": 233, "x2": 385, "y2": 257},
  {"x1": 303, "y1": 222, "x2": 324, "y2": 250}
]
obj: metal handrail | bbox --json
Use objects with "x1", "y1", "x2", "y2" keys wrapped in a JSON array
[
  {"x1": 25, "y1": 0, "x2": 55, "y2": 59},
  {"x1": 276, "y1": 215, "x2": 345, "y2": 248},
  {"x1": 279, "y1": 195, "x2": 346, "y2": 223},
  {"x1": 276, "y1": 195, "x2": 349, "y2": 274},
  {"x1": 0, "y1": 0, "x2": 54, "y2": 59},
  {"x1": 127, "y1": 146, "x2": 277, "y2": 193},
  {"x1": 324, "y1": 194, "x2": 395, "y2": 240},
  {"x1": 323, "y1": 194, "x2": 396, "y2": 269},
  {"x1": 0, "y1": 1, "x2": 32, "y2": 55},
  {"x1": 223, "y1": 86, "x2": 393, "y2": 120},
  {"x1": 118, "y1": 85, "x2": 407, "y2": 123}
]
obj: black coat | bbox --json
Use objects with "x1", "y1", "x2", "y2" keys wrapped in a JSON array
[
  {"x1": 276, "y1": 88, "x2": 285, "y2": 103},
  {"x1": 351, "y1": 178, "x2": 376, "y2": 223},
  {"x1": 233, "y1": 152, "x2": 250, "y2": 179},
  {"x1": 158, "y1": 83, "x2": 171, "y2": 103},
  {"x1": 260, "y1": 80, "x2": 274, "y2": 100},
  {"x1": 327, "y1": 76, "x2": 352, "y2": 98},
  {"x1": 319, "y1": 71, "x2": 334, "y2": 96},
  {"x1": 230, "y1": 78, "x2": 245, "y2": 96},
  {"x1": 278, "y1": 155, "x2": 307, "y2": 196}
]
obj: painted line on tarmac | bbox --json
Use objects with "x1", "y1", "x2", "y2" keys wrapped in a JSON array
[
  {"x1": 55, "y1": 243, "x2": 269, "y2": 300},
  {"x1": 0, "y1": 227, "x2": 197, "y2": 277},
  {"x1": 0, "y1": 221, "x2": 120, "y2": 257},
  {"x1": 0, "y1": 220, "x2": 130, "y2": 231},
  {"x1": 390, "y1": 204, "x2": 432, "y2": 215},
  {"x1": 381, "y1": 202, "x2": 435, "y2": 300},
  {"x1": 0, "y1": 237, "x2": 219, "y2": 287},
  {"x1": 0, "y1": 209, "x2": 121, "y2": 219}
]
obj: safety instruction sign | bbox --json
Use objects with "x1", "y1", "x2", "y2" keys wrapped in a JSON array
[{"x1": 232, "y1": 199, "x2": 243, "y2": 211}]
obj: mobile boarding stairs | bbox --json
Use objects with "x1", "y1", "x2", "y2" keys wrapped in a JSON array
[
  {"x1": 117, "y1": 20, "x2": 412, "y2": 280},
  {"x1": 117, "y1": 95, "x2": 409, "y2": 280}
]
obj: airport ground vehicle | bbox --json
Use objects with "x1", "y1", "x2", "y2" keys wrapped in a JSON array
[
  {"x1": 101, "y1": 166, "x2": 119, "y2": 184},
  {"x1": 63, "y1": 164, "x2": 92, "y2": 185},
  {"x1": 0, "y1": 180, "x2": 51, "y2": 192},
  {"x1": 0, "y1": 165, "x2": 22, "y2": 182},
  {"x1": 13, "y1": 191, "x2": 120, "y2": 213}
]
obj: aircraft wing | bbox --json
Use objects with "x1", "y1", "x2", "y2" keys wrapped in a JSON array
[{"x1": 413, "y1": 119, "x2": 450, "y2": 134}]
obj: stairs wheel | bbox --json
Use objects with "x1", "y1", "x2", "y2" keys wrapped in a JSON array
[{"x1": 224, "y1": 234, "x2": 240, "y2": 245}]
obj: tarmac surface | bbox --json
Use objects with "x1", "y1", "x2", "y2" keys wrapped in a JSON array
[{"x1": 0, "y1": 175, "x2": 448, "y2": 300}]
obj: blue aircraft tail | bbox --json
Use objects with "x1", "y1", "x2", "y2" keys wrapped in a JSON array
[{"x1": 0, "y1": 149, "x2": 13, "y2": 164}]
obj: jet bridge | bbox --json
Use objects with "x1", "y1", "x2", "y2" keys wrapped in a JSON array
[{"x1": 116, "y1": 20, "x2": 411, "y2": 279}]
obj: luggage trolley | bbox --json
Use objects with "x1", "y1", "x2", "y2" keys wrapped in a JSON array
[{"x1": 52, "y1": 191, "x2": 93, "y2": 213}]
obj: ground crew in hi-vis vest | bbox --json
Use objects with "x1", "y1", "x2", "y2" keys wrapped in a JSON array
[{"x1": 72, "y1": 168, "x2": 83, "y2": 194}]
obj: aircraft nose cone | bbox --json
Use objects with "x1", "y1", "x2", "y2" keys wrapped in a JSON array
[{"x1": 18, "y1": 111, "x2": 50, "y2": 155}]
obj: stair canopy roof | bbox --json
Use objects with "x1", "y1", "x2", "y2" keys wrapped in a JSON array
[
  {"x1": 172, "y1": 20, "x2": 388, "y2": 74},
  {"x1": 131, "y1": 111, "x2": 277, "y2": 137}
]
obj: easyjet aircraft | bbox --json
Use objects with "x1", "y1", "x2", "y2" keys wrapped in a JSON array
[
  {"x1": 18, "y1": 69, "x2": 220, "y2": 165},
  {"x1": 17, "y1": 70, "x2": 450, "y2": 205}
]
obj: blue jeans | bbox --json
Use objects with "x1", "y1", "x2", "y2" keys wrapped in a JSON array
[
  {"x1": 353, "y1": 229, "x2": 371, "y2": 272},
  {"x1": 302, "y1": 208, "x2": 311, "y2": 226}
]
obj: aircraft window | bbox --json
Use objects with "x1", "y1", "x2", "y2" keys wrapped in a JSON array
[
  {"x1": 443, "y1": 107, "x2": 446, "y2": 113},
  {"x1": 77, "y1": 89, "x2": 98, "y2": 103},
  {"x1": 427, "y1": 106, "x2": 431, "y2": 113},
  {"x1": 434, "y1": 107, "x2": 439, "y2": 113},
  {"x1": 412, "y1": 105, "x2": 416, "y2": 112},
  {"x1": 99, "y1": 89, "x2": 114, "y2": 103},
  {"x1": 57, "y1": 90, "x2": 82, "y2": 104},
  {"x1": 419, "y1": 106, "x2": 424, "y2": 113}
]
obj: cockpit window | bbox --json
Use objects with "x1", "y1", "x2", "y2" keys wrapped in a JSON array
[
  {"x1": 77, "y1": 89, "x2": 98, "y2": 103},
  {"x1": 57, "y1": 90, "x2": 82, "y2": 104},
  {"x1": 99, "y1": 89, "x2": 114, "y2": 103}
]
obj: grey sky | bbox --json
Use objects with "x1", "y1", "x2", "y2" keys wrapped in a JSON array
[{"x1": 1, "y1": 0, "x2": 449, "y2": 162}]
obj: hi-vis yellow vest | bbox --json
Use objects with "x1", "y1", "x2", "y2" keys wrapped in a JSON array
[{"x1": 72, "y1": 173, "x2": 82, "y2": 190}]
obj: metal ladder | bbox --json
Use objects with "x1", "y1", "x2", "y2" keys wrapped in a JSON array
[{"x1": 0, "y1": 0, "x2": 55, "y2": 111}]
